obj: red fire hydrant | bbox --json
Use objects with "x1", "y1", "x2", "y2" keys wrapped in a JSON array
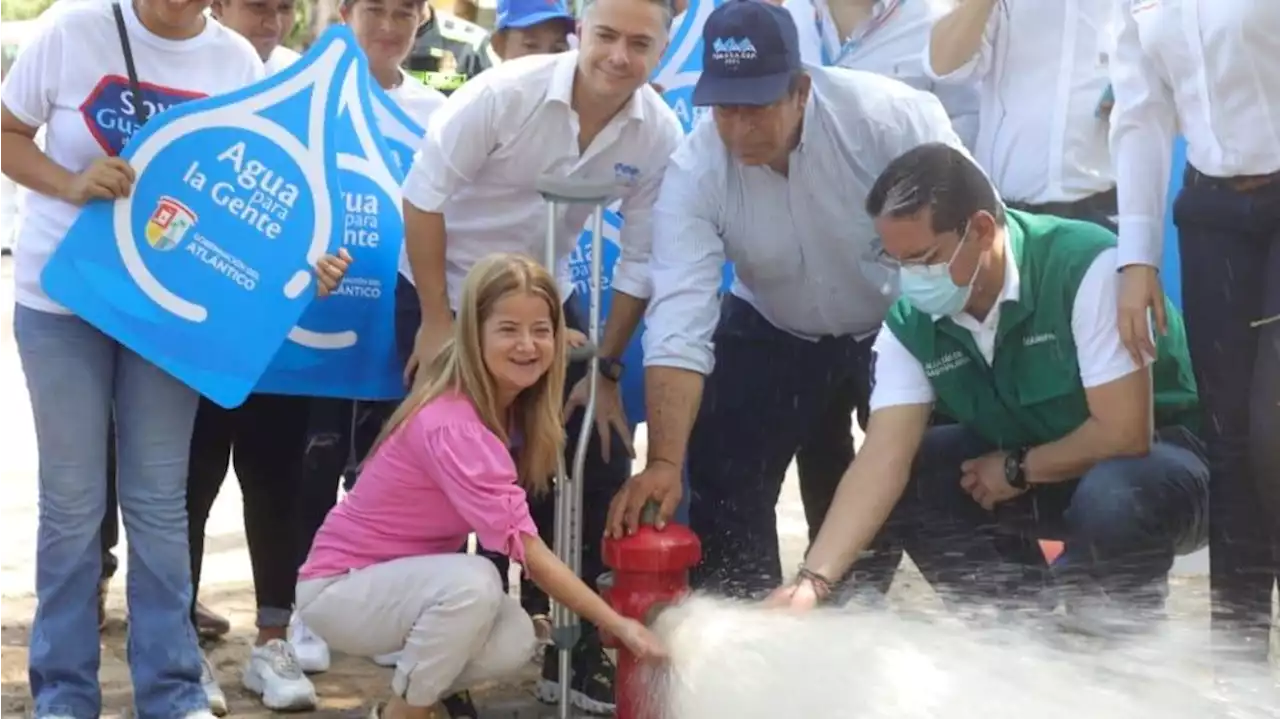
[{"x1": 598, "y1": 501, "x2": 701, "y2": 719}]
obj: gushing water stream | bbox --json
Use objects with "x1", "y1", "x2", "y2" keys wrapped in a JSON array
[{"x1": 648, "y1": 596, "x2": 1278, "y2": 719}]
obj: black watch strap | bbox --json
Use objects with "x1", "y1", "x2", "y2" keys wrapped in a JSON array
[
  {"x1": 1005, "y1": 447, "x2": 1030, "y2": 489},
  {"x1": 598, "y1": 357, "x2": 624, "y2": 382}
]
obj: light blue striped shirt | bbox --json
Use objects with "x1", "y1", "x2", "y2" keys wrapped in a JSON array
[{"x1": 642, "y1": 66, "x2": 967, "y2": 375}]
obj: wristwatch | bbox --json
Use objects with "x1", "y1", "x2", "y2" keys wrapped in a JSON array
[
  {"x1": 1004, "y1": 447, "x2": 1030, "y2": 490},
  {"x1": 597, "y1": 357, "x2": 625, "y2": 382}
]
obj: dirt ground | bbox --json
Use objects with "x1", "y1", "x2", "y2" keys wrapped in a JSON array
[{"x1": 0, "y1": 257, "x2": 1251, "y2": 717}]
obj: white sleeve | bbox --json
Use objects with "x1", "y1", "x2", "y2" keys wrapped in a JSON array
[
  {"x1": 612, "y1": 115, "x2": 682, "y2": 301},
  {"x1": 401, "y1": 81, "x2": 498, "y2": 213},
  {"x1": 1108, "y1": 0, "x2": 1178, "y2": 270},
  {"x1": 882, "y1": 88, "x2": 970, "y2": 163},
  {"x1": 0, "y1": 17, "x2": 64, "y2": 128},
  {"x1": 1072, "y1": 249, "x2": 1154, "y2": 388},
  {"x1": 641, "y1": 135, "x2": 726, "y2": 376},
  {"x1": 922, "y1": 2, "x2": 999, "y2": 84},
  {"x1": 868, "y1": 323, "x2": 936, "y2": 412}
]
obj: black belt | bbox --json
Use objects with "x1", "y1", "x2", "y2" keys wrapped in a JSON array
[{"x1": 1184, "y1": 165, "x2": 1280, "y2": 193}]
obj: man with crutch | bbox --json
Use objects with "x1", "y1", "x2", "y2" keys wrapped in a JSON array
[
  {"x1": 607, "y1": 0, "x2": 970, "y2": 602},
  {"x1": 399, "y1": 0, "x2": 683, "y2": 712}
]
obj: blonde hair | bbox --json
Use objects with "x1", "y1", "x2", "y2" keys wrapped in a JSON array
[{"x1": 372, "y1": 253, "x2": 567, "y2": 494}]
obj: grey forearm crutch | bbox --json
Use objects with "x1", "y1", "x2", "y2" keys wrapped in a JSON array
[{"x1": 536, "y1": 176, "x2": 623, "y2": 719}]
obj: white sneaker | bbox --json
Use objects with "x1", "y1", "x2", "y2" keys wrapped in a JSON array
[
  {"x1": 288, "y1": 612, "x2": 331, "y2": 673},
  {"x1": 371, "y1": 650, "x2": 402, "y2": 667},
  {"x1": 200, "y1": 651, "x2": 228, "y2": 717},
  {"x1": 242, "y1": 638, "x2": 318, "y2": 711},
  {"x1": 183, "y1": 713, "x2": 219, "y2": 719}
]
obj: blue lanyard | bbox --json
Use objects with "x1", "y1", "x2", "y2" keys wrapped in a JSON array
[{"x1": 816, "y1": 0, "x2": 907, "y2": 67}]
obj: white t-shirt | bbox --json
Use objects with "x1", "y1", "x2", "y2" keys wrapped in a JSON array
[
  {"x1": 1, "y1": 1, "x2": 264, "y2": 314},
  {"x1": 869, "y1": 246, "x2": 1153, "y2": 412},
  {"x1": 385, "y1": 72, "x2": 446, "y2": 281},
  {"x1": 386, "y1": 71, "x2": 447, "y2": 128},
  {"x1": 264, "y1": 45, "x2": 301, "y2": 75}
]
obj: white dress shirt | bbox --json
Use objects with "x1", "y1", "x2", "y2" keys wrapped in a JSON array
[
  {"x1": 870, "y1": 246, "x2": 1149, "y2": 411},
  {"x1": 1110, "y1": 0, "x2": 1280, "y2": 269},
  {"x1": 643, "y1": 66, "x2": 965, "y2": 375},
  {"x1": 924, "y1": 0, "x2": 1117, "y2": 205},
  {"x1": 401, "y1": 51, "x2": 684, "y2": 311},
  {"x1": 786, "y1": 0, "x2": 981, "y2": 148}
]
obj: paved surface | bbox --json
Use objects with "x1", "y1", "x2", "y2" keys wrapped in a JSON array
[{"x1": 0, "y1": 255, "x2": 1227, "y2": 717}]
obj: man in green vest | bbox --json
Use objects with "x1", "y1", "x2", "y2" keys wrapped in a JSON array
[{"x1": 768, "y1": 143, "x2": 1209, "y2": 632}]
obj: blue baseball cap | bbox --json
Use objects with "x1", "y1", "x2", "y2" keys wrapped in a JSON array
[
  {"x1": 692, "y1": 0, "x2": 802, "y2": 107},
  {"x1": 495, "y1": 0, "x2": 574, "y2": 31}
]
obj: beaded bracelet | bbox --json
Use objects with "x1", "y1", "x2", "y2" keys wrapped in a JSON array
[{"x1": 796, "y1": 566, "x2": 834, "y2": 599}]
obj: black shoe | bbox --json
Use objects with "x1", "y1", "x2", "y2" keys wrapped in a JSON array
[
  {"x1": 442, "y1": 690, "x2": 479, "y2": 718},
  {"x1": 534, "y1": 642, "x2": 616, "y2": 715}
]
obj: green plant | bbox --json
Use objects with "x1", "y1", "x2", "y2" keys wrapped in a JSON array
[{"x1": 1, "y1": 0, "x2": 58, "y2": 22}]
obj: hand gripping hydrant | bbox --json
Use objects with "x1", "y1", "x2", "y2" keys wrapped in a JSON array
[{"x1": 598, "y1": 501, "x2": 702, "y2": 719}]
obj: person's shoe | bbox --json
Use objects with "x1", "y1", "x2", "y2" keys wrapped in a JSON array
[
  {"x1": 195, "y1": 601, "x2": 231, "y2": 639},
  {"x1": 200, "y1": 651, "x2": 229, "y2": 717},
  {"x1": 242, "y1": 638, "x2": 318, "y2": 711},
  {"x1": 182, "y1": 712, "x2": 220, "y2": 719},
  {"x1": 441, "y1": 690, "x2": 479, "y2": 718},
  {"x1": 367, "y1": 702, "x2": 386, "y2": 719},
  {"x1": 371, "y1": 650, "x2": 401, "y2": 667},
  {"x1": 534, "y1": 643, "x2": 617, "y2": 714},
  {"x1": 288, "y1": 612, "x2": 331, "y2": 673}
]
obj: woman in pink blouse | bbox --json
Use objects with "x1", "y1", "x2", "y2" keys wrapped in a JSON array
[{"x1": 295, "y1": 253, "x2": 664, "y2": 719}]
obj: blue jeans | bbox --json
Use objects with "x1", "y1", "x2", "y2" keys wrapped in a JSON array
[
  {"x1": 903, "y1": 425, "x2": 1210, "y2": 613},
  {"x1": 15, "y1": 306, "x2": 206, "y2": 719}
]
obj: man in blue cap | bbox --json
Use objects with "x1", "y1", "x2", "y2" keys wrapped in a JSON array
[
  {"x1": 486, "y1": 0, "x2": 576, "y2": 61},
  {"x1": 607, "y1": 0, "x2": 967, "y2": 600}
]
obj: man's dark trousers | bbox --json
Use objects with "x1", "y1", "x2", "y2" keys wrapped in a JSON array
[
  {"x1": 1173, "y1": 168, "x2": 1280, "y2": 663},
  {"x1": 687, "y1": 294, "x2": 902, "y2": 599},
  {"x1": 901, "y1": 425, "x2": 1209, "y2": 613}
]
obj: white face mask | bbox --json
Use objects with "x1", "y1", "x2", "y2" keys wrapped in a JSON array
[{"x1": 897, "y1": 225, "x2": 979, "y2": 316}]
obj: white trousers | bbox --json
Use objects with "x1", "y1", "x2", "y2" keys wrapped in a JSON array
[{"x1": 296, "y1": 553, "x2": 536, "y2": 706}]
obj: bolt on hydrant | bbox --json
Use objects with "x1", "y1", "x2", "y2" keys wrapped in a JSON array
[{"x1": 598, "y1": 501, "x2": 702, "y2": 719}]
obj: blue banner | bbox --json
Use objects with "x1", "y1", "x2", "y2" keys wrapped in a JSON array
[
  {"x1": 567, "y1": 0, "x2": 731, "y2": 426},
  {"x1": 255, "y1": 39, "x2": 407, "y2": 401},
  {"x1": 41, "y1": 28, "x2": 361, "y2": 409},
  {"x1": 1162, "y1": 138, "x2": 1187, "y2": 310}
]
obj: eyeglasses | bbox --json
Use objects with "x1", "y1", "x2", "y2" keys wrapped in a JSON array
[{"x1": 867, "y1": 222, "x2": 972, "y2": 271}]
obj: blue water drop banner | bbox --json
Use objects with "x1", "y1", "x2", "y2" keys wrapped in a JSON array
[
  {"x1": 255, "y1": 38, "x2": 408, "y2": 401},
  {"x1": 41, "y1": 28, "x2": 360, "y2": 409}
]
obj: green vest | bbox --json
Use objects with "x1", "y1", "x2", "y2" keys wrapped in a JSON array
[{"x1": 883, "y1": 210, "x2": 1200, "y2": 449}]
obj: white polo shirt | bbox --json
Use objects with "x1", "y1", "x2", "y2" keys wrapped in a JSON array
[
  {"x1": 643, "y1": 66, "x2": 966, "y2": 376},
  {"x1": 1110, "y1": 0, "x2": 1280, "y2": 269},
  {"x1": 869, "y1": 244, "x2": 1151, "y2": 412},
  {"x1": 400, "y1": 51, "x2": 684, "y2": 311},
  {"x1": 785, "y1": 0, "x2": 980, "y2": 149},
  {"x1": 923, "y1": 0, "x2": 1117, "y2": 205}
]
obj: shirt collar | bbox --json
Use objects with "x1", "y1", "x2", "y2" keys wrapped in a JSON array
[{"x1": 545, "y1": 50, "x2": 645, "y2": 123}]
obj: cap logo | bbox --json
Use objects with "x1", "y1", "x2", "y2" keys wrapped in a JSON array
[{"x1": 711, "y1": 37, "x2": 758, "y2": 64}]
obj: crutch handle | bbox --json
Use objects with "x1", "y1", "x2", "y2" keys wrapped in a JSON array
[
  {"x1": 567, "y1": 342, "x2": 598, "y2": 363},
  {"x1": 535, "y1": 175, "x2": 625, "y2": 206}
]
